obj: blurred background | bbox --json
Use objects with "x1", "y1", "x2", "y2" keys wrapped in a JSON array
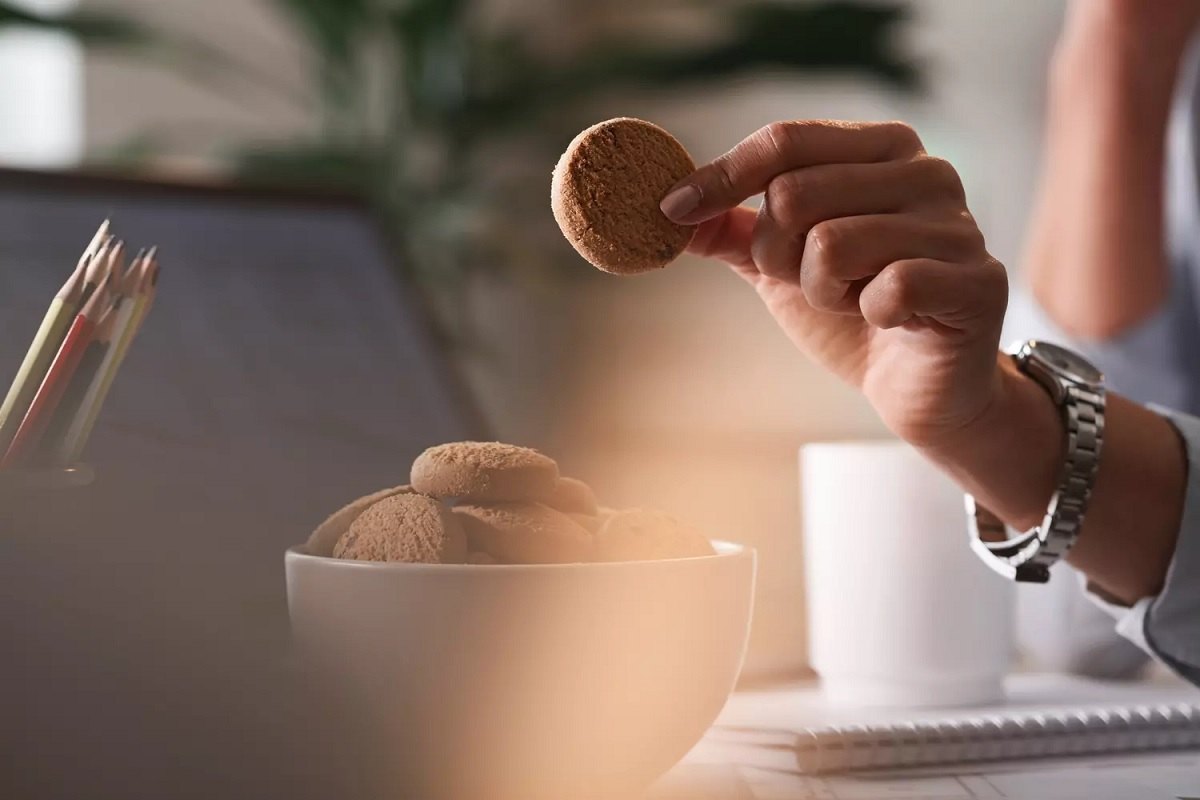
[{"x1": 0, "y1": 0, "x2": 1066, "y2": 679}]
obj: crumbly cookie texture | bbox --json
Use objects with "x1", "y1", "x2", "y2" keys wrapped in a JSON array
[
  {"x1": 411, "y1": 441, "x2": 559, "y2": 503},
  {"x1": 593, "y1": 509, "x2": 714, "y2": 562},
  {"x1": 318, "y1": 443, "x2": 719, "y2": 565},
  {"x1": 545, "y1": 476, "x2": 599, "y2": 516},
  {"x1": 552, "y1": 117, "x2": 696, "y2": 275},
  {"x1": 453, "y1": 502, "x2": 593, "y2": 564},
  {"x1": 307, "y1": 484, "x2": 413, "y2": 557},
  {"x1": 334, "y1": 493, "x2": 467, "y2": 564}
]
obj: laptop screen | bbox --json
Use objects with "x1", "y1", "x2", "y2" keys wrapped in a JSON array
[
  {"x1": 0, "y1": 171, "x2": 484, "y2": 797},
  {"x1": 0, "y1": 170, "x2": 481, "y2": 529}
]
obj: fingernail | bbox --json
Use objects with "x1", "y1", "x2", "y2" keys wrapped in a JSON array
[{"x1": 660, "y1": 184, "x2": 701, "y2": 221}]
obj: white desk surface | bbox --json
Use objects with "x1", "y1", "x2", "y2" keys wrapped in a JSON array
[{"x1": 651, "y1": 673, "x2": 1200, "y2": 800}]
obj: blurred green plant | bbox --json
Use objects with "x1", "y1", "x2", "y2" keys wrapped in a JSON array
[{"x1": 0, "y1": 0, "x2": 918, "y2": 334}]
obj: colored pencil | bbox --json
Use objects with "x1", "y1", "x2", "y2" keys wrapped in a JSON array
[
  {"x1": 0, "y1": 219, "x2": 108, "y2": 455},
  {"x1": 36, "y1": 299, "x2": 122, "y2": 464},
  {"x1": 79, "y1": 232, "x2": 115, "y2": 307},
  {"x1": 59, "y1": 249, "x2": 159, "y2": 464},
  {"x1": 1, "y1": 277, "x2": 113, "y2": 469},
  {"x1": 38, "y1": 246, "x2": 139, "y2": 463}
]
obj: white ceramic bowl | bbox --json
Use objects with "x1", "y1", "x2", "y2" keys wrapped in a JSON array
[{"x1": 285, "y1": 542, "x2": 755, "y2": 800}]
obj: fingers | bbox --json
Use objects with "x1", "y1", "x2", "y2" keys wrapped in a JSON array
[
  {"x1": 858, "y1": 257, "x2": 1008, "y2": 331},
  {"x1": 749, "y1": 157, "x2": 968, "y2": 283},
  {"x1": 795, "y1": 213, "x2": 985, "y2": 313},
  {"x1": 661, "y1": 120, "x2": 925, "y2": 224},
  {"x1": 687, "y1": 206, "x2": 759, "y2": 282}
]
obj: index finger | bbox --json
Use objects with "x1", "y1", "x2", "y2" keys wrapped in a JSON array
[{"x1": 660, "y1": 120, "x2": 924, "y2": 225}]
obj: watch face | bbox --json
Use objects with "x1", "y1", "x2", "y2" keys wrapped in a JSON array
[{"x1": 1024, "y1": 341, "x2": 1104, "y2": 385}]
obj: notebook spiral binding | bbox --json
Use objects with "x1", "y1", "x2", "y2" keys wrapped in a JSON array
[{"x1": 795, "y1": 702, "x2": 1200, "y2": 774}]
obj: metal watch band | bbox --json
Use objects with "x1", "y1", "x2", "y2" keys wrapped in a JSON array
[{"x1": 967, "y1": 380, "x2": 1106, "y2": 583}]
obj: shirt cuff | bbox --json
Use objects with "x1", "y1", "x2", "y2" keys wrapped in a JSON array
[
  {"x1": 1082, "y1": 404, "x2": 1200, "y2": 685},
  {"x1": 1003, "y1": 290, "x2": 1189, "y2": 411}
]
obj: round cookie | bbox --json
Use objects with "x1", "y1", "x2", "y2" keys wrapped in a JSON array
[
  {"x1": 593, "y1": 509, "x2": 714, "y2": 562},
  {"x1": 552, "y1": 117, "x2": 696, "y2": 275},
  {"x1": 545, "y1": 476, "x2": 599, "y2": 516},
  {"x1": 568, "y1": 513, "x2": 602, "y2": 534},
  {"x1": 307, "y1": 484, "x2": 413, "y2": 557},
  {"x1": 411, "y1": 441, "x2": 559, "y2": 503},
  {"x1": 334, "y1": 493, "x2": 467, "y2": 564},
  {"x1": 453, "y1": 502, "x2": 592, "y2": 564},
  {"x1": 569, "y1": 505, "x2": 618, "y2": 534}
]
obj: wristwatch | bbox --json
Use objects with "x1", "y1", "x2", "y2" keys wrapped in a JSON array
[{"x1": 966, "y1": 340, "x2": 1106, "y2": 583}]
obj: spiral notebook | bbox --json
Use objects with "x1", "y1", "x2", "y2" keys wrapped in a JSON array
[
  {"x1": 791, "y1": 700, "x2": 1200, "y2": 774},
  {"x1": 705, "y1": 674, "x2": 1200, "y2": 781}
]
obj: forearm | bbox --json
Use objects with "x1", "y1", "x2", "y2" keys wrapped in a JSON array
[
  {"x1": 922, "y1": 354, "x2": 1186, "y2": 605},
  {"x1": 1023, "y1": 2, "x2": 1198, "y2": 338}
]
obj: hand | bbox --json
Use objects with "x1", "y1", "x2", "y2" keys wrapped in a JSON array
[{"x1": 660, "y1": 120, "x2": 1007, "y2": 448}]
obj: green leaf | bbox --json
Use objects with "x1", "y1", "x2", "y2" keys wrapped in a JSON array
[
  {"x1": 456, "y1": 0, "x2": 918, "y2": 135},
  {"x1": 230, "y1": 142, "x2": 382, "y2": 193},
  {"x1": 270, "y1": 0, "x2": 373, "y2": 65}
]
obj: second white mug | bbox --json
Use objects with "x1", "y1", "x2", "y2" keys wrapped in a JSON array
[{"x1": 801, "y1": 439, "x2": 1015, "y2": 708}]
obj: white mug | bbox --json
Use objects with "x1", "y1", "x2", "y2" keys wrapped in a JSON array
[{"x1": 801, "y1": 440, "x2": 1015, "y2": 708}]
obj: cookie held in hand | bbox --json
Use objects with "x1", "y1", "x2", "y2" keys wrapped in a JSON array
[{"x1": 552, "y1": 117, "x2": 696, "y2": 275}]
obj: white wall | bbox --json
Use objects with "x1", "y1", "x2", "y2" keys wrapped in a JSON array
[
  {"x1": 81, "y1": 0, "x2": 311, "y2": 171},
  {"x1": 0, "y1": 0, "x2": 83, "y2": 167}
]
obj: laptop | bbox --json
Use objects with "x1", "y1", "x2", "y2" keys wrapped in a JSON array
[{"x1": 0, "y1": 169, "x2": 483, "y2": 798}]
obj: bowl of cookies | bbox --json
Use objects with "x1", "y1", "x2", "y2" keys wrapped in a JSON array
[{"x1": 285, "y1": 441, "x2": 755, "y2": 800}]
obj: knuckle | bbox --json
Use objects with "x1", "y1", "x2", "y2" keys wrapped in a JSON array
[
  {"x1": 764, "y1": 172, "x2": 810, "y2": 227},
  {"x1": 938, "y1": 211, "x2": 985, "y2": 255},
  {"x1": 762, "y1": 120, "x2": 798, "y2": 156},
  {"x1": 879, "y1": 120, "x2": 923, "y2": 154},
  {"x1": 805, "y1": 221, "x2": 848, "y2": 267},
  {"x1": 860, "y1": 286, "x2": 899, "y2": 327},
  {"x1": 881, "y1": 261, "x2": 918, "y2": 306},
  {"x1": 981, "y1": 256, "x2": 1009, "y2": 299},
  {"x1": 917, "y1": 156, "x2": 966, "y2": 200},
  {"x1": 708, "y1": 154, "x2": 738, "y2": 197},
  {"x1": 956, "y1": 212, "x2": 987, "y2": 251}
]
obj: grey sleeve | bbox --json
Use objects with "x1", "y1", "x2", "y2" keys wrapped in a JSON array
[
  {"x1": 1140, "y1": 406, "x2": 1200, "y2": 683},
  {"x1": 1004, "y1": 26, "x2": 1200, "y2": 414},
  {"x1": 1084, "y1": 405, "x2": 1200, "y2": 687},
  {"x1": 1003, "y1": 292, "x2": 1191, "y2": 412}
]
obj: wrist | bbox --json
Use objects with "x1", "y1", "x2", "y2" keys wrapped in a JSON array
[{"x1": 919, "y1": 353, "x2": 1064, "y2": 531}]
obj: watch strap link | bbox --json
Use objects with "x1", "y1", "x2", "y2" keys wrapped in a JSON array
[{"x1": 969, "y1": 382, "x2": 1105, "y2": 582}]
